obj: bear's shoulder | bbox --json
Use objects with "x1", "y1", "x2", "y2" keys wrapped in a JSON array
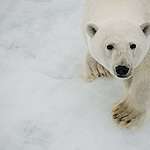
[{"x1": 83, "y1": 0, "x2": 149, "y2": 26}]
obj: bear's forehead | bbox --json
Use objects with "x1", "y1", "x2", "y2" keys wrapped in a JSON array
[
  {"x1": 103, "y1": 31, "x2": 143, "y2": 44},
  {"x1": 104, "y1": 26, "x2": 139, "y2": 37},
  {"x1": 98, "y1": 20, "x2": 140, "y2": 31},
  {"x1": 102, "y1": 21, "x2": 138, "y2": 32},
  {"x1": 98, "y1": 21, "x2": 144, "y2": 40}
]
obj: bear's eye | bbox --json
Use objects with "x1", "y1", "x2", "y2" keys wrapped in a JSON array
[
  {"x1": 107, "y1": 44, "x2": 114, "y2": 50},
  {"x1": 130, "y1": 43, "x2": 136, "y2": 49}
]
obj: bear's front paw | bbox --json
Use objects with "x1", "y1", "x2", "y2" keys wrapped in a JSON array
[
  {"x1": 112, "y1": 101, "x2": 143, "y2": 128},
  {"x1": 84, "y1": 56, "x2": 112, "y2": 81}
]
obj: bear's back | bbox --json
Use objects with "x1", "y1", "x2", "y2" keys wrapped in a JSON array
[{"x1": 83, "y1": 0, "x2": 150, "y2": 27}]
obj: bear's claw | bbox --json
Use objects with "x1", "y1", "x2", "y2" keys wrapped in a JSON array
[
  {"x1": 85, "y1": 55, "x2": 112, "y2": 81},
  {"x1": 112, "y1": 101, "x2": 142, "y2": 128}
]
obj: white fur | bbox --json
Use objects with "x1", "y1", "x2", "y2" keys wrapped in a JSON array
[
  {"x1": 83, "y1": 0, "x2": 150, "y2": 26},
  {"x1": 82, "y1": 0, "x2": 150, "y2": 127}
]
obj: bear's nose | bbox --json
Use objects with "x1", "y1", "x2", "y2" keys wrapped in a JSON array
[{"x1": 115, "y1": 65, "x2": 129, "y2": 77}]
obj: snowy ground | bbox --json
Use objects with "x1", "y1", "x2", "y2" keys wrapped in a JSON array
[{"x1": 0, "y1": 0, "x2": 150, "y2": 149}]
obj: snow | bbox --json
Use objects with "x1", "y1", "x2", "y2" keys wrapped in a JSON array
[{"x1": 0, "y1": 0, "x2": 150, "y2": 149}]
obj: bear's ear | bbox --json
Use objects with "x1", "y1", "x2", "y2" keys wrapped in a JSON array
[
  {"x1": 140, "y1": 22, "x2": 150, "y2": 36},
  {"x1": 86, "y1": 24, "x2": 99, "y2": 38}
]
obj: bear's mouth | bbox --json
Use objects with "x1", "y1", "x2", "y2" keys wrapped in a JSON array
[{"x1": 116, "y1": 74, "x2": 131, "y2": 79}]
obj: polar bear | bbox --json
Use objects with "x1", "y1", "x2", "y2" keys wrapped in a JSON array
[{"x1": 82, "y1": 0, "x2": 150, "y2": 127}]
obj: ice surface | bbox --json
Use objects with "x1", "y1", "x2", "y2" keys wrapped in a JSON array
[{"x1": 0, "y1": 0, "x2": 150, "y2": 150}]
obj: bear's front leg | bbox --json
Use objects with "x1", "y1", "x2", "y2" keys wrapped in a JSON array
[
  {"x1": 83, "y1": 53, "x2": 112, "y2": 81},
  {"x1": 112, "y1": 71, "x2": 148, "y2": 128},
  {"x1": 112, "y1": 99, "x2": 143, "y2": 128}
]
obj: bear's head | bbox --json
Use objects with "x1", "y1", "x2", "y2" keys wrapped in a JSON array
[{"x1": 86, "y1": 20, "x2": 150, "y2": 79}]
